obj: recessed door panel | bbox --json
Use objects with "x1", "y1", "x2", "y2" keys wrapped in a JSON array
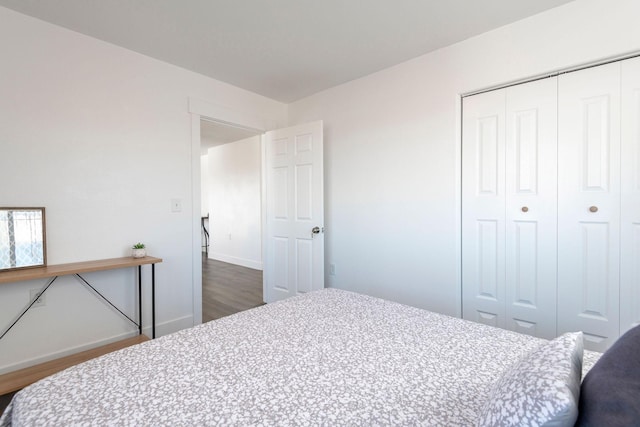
[
  {"x1": 295, "y1": 133, "x2": 313, "y2": 154},
  {"x1": 273, "y1": 137, "x2": 288, "y2": 157},
  {"x1": 476, "y1": 311, "x2": 498, "y2": 328},
  {"x1": 296, "y1": 239, "x2": 313, "y2": 294},
  {"x1": 513, "y1": 221, "x2": 537, "y2": 308},
  {"x1": 514, "y1": 109, "x2": 538, "y2": 194},
  {"x1": 582, "y1": 96, "x2": 611, "y2": 192},
  {"x1": 477, "y1": 220, "x2": 499, "y2": 300},
  {"x1": 273, "y1": 167, "x2": 289, "y2": 220},
  {"x1": 512, "y1": 318, "x2": 537, "y2": 336},
  {"x1": 583, "y1": 333, "x2": 607, "y2": 348},
  {"x1": 295, "y1": 164, "x2": 313, "y2": 221},
  {"x1": 273, "y1": 237, "x2": 289, "y2": 292},
  {"x1": 478, "y1": 116, "x2": 500, "y2": 195},
  {"x1": 579, "y1": 222, "x2": 610, "y2": 321}
]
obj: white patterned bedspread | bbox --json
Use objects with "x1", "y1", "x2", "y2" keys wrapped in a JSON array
[{"x1": 0, "y1": 289, "x2": 598, "y2": 426}]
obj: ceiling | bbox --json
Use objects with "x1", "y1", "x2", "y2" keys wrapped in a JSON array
[
  {"x1": 200, "y1": 120, "x2": 260, "y2": 154},
  {"x1": 0, "y1": 0, "x2": 575, "y2": 103}
]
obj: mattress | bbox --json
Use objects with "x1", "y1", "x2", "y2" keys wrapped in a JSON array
[{"x1": 0, "y1": 289, "x2": 598, "y2": 426}]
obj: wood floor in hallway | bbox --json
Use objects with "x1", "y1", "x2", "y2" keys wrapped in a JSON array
[{"x1": 202, "y1": 255, "x2": 264, "y2": 323}]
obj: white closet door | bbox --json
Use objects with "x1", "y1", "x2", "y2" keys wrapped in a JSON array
[
  {"x1": 505, "y1": 78, "x2": 558, "y2": 339},
  {"x1": 557, "y1": 63, "x2": 621, "y2": 352},
  {"x1": 621, "y1": 56, "x2": 640, "y2": 333},
  {"x1": 462, "y1": 89, "x2": 506, "y2": 328}
]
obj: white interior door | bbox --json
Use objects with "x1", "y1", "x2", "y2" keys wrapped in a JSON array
[
  {"x1": 462, "y1": 89, "x2": 507, "y2": 328},
  {"x1": 621, "y1": 56, "x2": 640, "y2": 333},
  {"x1": 557, "y1": 62, "x2": 621, "y2": 352},
  {"x1": 264, "y1": 121, "x2": 324, "y2": 303},
  {"x1": 504, "y1": 77, "x2": 558, "y2": 339}
]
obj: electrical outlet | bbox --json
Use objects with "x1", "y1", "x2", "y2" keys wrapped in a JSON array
[
  {"x1": 30, "y1": 289, "x2": 46, "y2": 307},
  {"x1": 329, "y1": 263, "x2": 336, "y2": 276}
]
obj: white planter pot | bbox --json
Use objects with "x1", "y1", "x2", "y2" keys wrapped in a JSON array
[{"x1": 132, "y1": 248, "x2": 146, "y2": 258}]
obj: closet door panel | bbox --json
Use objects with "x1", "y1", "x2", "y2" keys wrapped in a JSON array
[
  {"x1": 558, "y1": 63, "x2": 621, "y2": 352},
  {"x1": 621, "y1": 56, "x2": 640, "y2": 333},
  {"x1": 462, "y1": 89, "x2": 506, "y2": 328},
  {"x1": 505, "y1": 78, "x2": 558, "y2": 339}
]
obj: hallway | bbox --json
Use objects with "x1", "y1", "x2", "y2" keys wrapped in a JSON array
[{"x1": 202, "y1": 255, "x2": 264, "y2": 323}]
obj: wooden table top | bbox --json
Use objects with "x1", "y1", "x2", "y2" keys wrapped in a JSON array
[{"x1": 0, "y1": 256, "x2": 162, "y2": 284}]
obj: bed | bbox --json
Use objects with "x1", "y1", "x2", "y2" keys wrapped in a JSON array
[{"x1": 0, "y1": 288, "x2": 624, "y2": 426}]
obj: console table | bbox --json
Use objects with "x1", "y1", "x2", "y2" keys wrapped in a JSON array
[
  {"x1": 0, "y1": 256, "x2": 162, "y2": 340},
  {"x1": 0, "y1": 256, "x2": 162, "y2": 394}
]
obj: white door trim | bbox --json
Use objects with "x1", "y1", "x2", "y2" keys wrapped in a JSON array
[
  {"x1": 454, "y1": 94, "x2": 463, "y2": 319},
  {"x1": 190, "y1": 113, "x2": 203, "y2": 326},
  {"x1": 188, "y1": 97, "x2": 267, "y2": 326}
]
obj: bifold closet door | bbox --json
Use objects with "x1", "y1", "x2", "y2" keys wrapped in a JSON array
[
  {"x1": 557, "y1": 62, "x2": 621, "y2": 352},
  {"x1": 621, "y1": 56, "x2": 640, "y2": 333},
  {"x1": 504, "y1": 79, "x2": 557, "y2": 339},
  {"x1": 462, "y1": 78, "x2": 557, "y2": 338},
  {"x1": 462, "y1": 89, "x2": 507, "y2": 328}
]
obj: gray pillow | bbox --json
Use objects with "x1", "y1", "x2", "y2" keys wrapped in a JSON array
[
  {"x1": 476, "y1": 331, "x2": 583, "y2": 427},
  {"x1": 576, "y1": 325, "x2": 640, "y2": 426}
]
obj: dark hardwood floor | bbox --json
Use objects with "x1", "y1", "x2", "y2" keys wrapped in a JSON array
[{"x1": 202, "y1": 254, "x2": 264, "y2": 323}]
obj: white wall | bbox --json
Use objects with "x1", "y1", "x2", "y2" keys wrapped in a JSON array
[
  {"x1": 288, "y1": 0, "x2": 640, "y2": 316},
  {"x1": 207, "y1": 136, "x2": 262, "y2": 270},
  {"x1": 0, "y1": 6, "x2": 285, "y2": 373}
]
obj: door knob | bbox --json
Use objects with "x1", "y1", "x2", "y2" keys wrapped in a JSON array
[
  {"x1": 521, "y1": 206, "x2": 529, "y2": 213},
  {"x1": 589, "y1": 206, "x2": 598, "y2": 213},
  {"x1": 311, "y1": 226, "x2": 323, "y2": 238}
]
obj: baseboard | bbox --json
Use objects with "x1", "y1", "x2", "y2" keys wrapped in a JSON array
[
  {"x1": 210, "y1": 252, "x2": 262, "y2": 270},
  {"x1": 151, "y1": 314, "x2": 194, "y2": 336},
  {"x1": 0, "y1": 315, "x2": 193, "y2": 375}
]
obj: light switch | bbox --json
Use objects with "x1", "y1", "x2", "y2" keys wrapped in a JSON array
[{"x1": 171, "y1": 199, "x2": 182, "y2": 212}]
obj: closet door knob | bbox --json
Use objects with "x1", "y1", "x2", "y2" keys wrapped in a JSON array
[
  {"x1": 521, "y1": 206, "x2": 529, "y2": 213},
  {"x1": 589, "y1": 206, "x2": 598, "y2": 213}
]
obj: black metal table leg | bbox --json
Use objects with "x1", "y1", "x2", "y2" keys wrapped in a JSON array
[
  {"x1": 152, "y1": 264, "x2": 156, "y2": 339},
  {"x1": 138, "y1": 265, "x2": 142, "y2": 336}
]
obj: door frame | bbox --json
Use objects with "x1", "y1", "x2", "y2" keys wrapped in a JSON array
[{"x1": 188, "y1": 98, "x2": 266, "y2": 325}]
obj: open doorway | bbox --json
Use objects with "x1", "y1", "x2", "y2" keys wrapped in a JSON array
[{"x1": 200, "y1": 119, "x2": 264, "y2": 322}]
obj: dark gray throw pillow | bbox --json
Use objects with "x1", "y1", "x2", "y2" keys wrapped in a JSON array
[{"x1": 576, "y1": 325, "x2": 640, "y2": 426}]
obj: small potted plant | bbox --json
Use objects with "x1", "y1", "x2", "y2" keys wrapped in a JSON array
[{"x1": 132, "y1": 242, "x2": 146, "y2": 258}]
